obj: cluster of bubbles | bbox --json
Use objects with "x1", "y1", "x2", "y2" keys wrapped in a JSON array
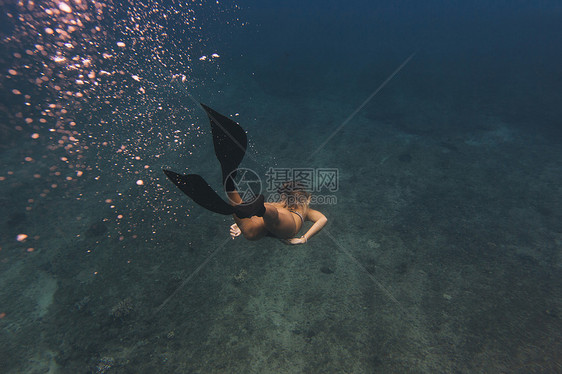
[{"x1": 0, "y1": 0, "x2": 241, "y2": 248}]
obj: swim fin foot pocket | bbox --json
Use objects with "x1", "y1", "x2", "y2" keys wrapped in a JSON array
[{"x1": 233, "y1": 194, "x2": 266, "y2": 218}]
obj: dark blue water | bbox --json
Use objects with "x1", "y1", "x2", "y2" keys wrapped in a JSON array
[{"x1": 1, "y1": 1, "x2": 561, "y2": 372}]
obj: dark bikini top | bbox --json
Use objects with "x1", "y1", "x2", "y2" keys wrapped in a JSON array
[{"x1": 290, "y1": 210, "x2": 304, "y2": 225}]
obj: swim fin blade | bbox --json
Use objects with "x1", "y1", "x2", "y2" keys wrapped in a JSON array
[
  {"x1": 163, "y1": 170, "x2": 266, "y2": 218},
  {"x1": 164, "y1": 104, "x2": 263, "y2": 218},
  {"x1": 200, "y1": 103, "x2": 247, "y2": 186},
  {"x1": 163, "y1": 170, "x2": 234, "y2": 215}
]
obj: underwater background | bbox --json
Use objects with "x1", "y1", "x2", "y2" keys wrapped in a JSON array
[{"x1": 1, "y1": 0, "x2": 561, "y2": 372}]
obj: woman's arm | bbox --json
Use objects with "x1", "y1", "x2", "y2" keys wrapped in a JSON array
[
  {"x1": 286, "y1": 209, "x2": 327, "y2": 245},
  {"x1": 302, "y1": 209, "x2": 327, "y2": 241}
]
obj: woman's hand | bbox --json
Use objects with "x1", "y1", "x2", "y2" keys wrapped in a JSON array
[
  {"x1": 283, "y1": 236, "x2": 307, "y2": 245},
  {"x1": 230, "y1": 223, "x2": 241, "y2": 239}
]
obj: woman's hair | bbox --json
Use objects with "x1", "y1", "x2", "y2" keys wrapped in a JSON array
[{"x1": 277, "y1": 181, "x2": 311, "y2": 210}]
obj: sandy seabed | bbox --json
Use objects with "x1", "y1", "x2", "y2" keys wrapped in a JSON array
[{"x1": 1, "y1": 64, "x2": 561, "y2": 373}]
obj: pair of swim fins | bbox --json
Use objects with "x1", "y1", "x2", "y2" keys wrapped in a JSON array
[{"x1": 163, "y1": 104, "x2": 265, "y2": 218}]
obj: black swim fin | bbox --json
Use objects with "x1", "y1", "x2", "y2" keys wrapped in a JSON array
[
  {"x1": 163, "y1": 170, "x2": 234, "y2": 215},
  {"x1": 234, "y1": 194, "x2": 266, "y2": 218},
  {"x1": 163, "y1": 170, "x2": 265, "y2": 218},
  {"x1": 200, "y1": 103, "x2": 247, "y2": 191}
]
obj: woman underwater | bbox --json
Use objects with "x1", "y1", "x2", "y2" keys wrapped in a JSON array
[
  {"x1": 164, "y1": 104, "x2": 327, "y2": 245},
  {"x1": 228, "y1": 180, "x2": 327, "y2": 244}
]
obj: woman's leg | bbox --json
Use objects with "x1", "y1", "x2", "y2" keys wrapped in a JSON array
[
  {"x1": 226, "y1": 191, "x2": 296, "y2": 240},
  {"x1": 227, "y1": 191, "x2": 267, "y2": 240},
  {"x1": 261, "y1": 206, "x2": 297, "y2": 239}
]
